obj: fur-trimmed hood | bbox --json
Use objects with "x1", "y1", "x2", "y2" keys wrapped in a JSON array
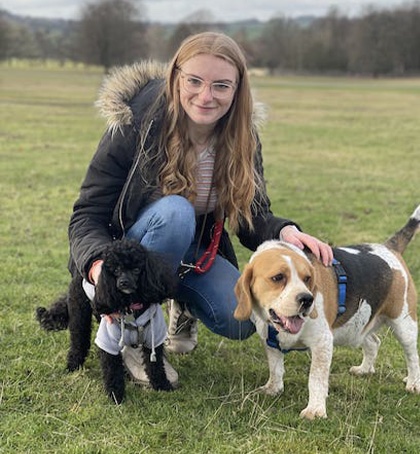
[
  {"x1": 95, "y1": 60, "x2": 167, "y2": 135},
  {"x1": 95, "y1": 60, "x2": 266, "y2": 135}
]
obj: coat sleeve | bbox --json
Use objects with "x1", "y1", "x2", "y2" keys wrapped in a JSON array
[
  {"x1": 236, "y1": 139, "x2": 300, "y2": 251},
  {"x1": 68, "y1": 126, "x2": 137, "y2": 278}
]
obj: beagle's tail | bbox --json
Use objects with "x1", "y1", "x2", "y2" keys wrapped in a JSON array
[{"x1": 385, "y1": 204, "x2": 420, "y2": 254}]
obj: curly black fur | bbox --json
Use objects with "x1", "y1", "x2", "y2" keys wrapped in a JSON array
[{"x1": 36, "y1": 239, "x2": 175, "y2": 404}]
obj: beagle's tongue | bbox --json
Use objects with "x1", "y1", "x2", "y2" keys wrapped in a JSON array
[{"x1": 281, "y1": 315, "x2": 304, "y2": 334}]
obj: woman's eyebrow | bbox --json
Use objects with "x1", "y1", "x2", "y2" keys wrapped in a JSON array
[{"x1": 184, "y1": 71, "x2": 235, "y2": 84}]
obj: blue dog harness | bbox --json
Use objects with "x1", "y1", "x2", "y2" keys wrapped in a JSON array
[{"x1": 266, "y1": 257, "x2": 348, "y2": 353}]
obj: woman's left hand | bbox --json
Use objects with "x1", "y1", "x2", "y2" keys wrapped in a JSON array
[{"x1": 280, "y1": 225, "x2": 333, "y2": 267}]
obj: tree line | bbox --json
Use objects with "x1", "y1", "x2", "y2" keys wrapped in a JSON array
[{"x1": 1, "y1": 0, "x2": 420, "y2": 76}]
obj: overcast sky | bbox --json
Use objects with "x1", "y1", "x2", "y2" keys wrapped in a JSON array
[{"x1": 0, "y1": 0, "x2": 411, "y2": 23}]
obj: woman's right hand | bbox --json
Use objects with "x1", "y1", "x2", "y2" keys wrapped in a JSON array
[{"x1": 89, "y1": 260, "x2": 103, "y2": 285}]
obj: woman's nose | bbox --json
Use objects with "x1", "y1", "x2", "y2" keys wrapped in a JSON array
[{"x1": 198, "y1": 84, "x2": 214, "y2": 101}]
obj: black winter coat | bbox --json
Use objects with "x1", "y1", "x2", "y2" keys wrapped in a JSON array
[{"x1": 68, "y1": 62, "x2": 298, "y2": 279}]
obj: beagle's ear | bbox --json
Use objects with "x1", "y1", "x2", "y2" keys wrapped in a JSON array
[
  {"x1": 308, "y1": 282, "x2": 318, "y2": 319},
  {"x1": 234, "y1": 264, "x2": 254, "y2": 321}
]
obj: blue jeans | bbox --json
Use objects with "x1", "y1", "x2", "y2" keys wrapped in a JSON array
[{"x1": 126, "y1": 195, "x2": 255, "y2": 340}]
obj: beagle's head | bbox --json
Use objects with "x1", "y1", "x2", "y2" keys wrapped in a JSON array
[{"x1": 234, "y1": 241, "x2": 317, "y2": 335}]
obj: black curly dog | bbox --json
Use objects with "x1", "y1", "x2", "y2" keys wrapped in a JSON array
[{"x1": 36, "y1": 239, "x2": 175, "y2": 404}]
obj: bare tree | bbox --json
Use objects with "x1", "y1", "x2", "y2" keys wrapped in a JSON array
[
  {"x1": 302, "y1": 8, "x2": 351, "y2": 73},
  {"x1": 0, "y1": 11, "x2": 12, "y2": 61},
  {"x1": 259, "y1": 17, "x2": 300, "y2": 74},
  {"x1": 166, "y1": 10, "x2": 218, "y2": 59},
  {"x1": 76, "y1": 0, "x2": 147, "y2": 72}
]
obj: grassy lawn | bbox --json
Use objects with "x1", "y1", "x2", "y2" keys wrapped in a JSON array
[{"x1": 0, "y1": 64, "x2": 419, "y2": 453}]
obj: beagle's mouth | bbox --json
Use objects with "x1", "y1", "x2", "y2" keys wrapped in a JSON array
[{"x1": 269, "y1": 309, "x2": 305, "y2": 335}]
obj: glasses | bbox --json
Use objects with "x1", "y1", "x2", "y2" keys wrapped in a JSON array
[{"x1": 177, "y1": 69, "x2": 236, "y2": 99}]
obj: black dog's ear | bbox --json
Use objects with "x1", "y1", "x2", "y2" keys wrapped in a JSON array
[{"x1": 138, "y1": 252, "x2": 175, "y2": 303}]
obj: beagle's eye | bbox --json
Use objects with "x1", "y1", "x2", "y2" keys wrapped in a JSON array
[
  {"x1": 271, "y1": 273, "x2": 285, "y2": 283},
  {"x1": 303, "y1": 275, "x2": 311, "y2": 285}
]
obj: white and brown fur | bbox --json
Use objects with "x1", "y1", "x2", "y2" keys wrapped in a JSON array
[{"x1": 234, "y1": 205, "x2": 420, "y2": 419}]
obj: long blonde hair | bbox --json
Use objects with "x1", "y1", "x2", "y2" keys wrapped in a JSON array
[{"x1": 160, "y1": 32, "x2": 259, "y2": 232}]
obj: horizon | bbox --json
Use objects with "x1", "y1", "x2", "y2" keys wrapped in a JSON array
[{"x1": 0, "y1": 0, "x2": 408, "y2": 24}]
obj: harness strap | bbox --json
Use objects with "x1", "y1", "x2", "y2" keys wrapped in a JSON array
[
  {"x1": 266, "y1": 325, "x2": 309, "y2": 353},
  {"x1": 332, "y1": 258, "x2": 347, "y2": 315}
]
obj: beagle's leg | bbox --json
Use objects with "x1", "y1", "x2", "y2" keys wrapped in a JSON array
[
  {"x1": 253, "y1": 315, "x2": 285, "y2": 395},
  {"x1": 260, "y1": 344, "x2": 285, "y2": 395},
  {"x1": 389, "y1": 316, "x2": 420, "y2": 393},
  {"x1": 300, "y1": 331, "x2": 333, "y2": 420},
  {"x1": 350, "y1": 333, "x2": 381, "y2": 376}
]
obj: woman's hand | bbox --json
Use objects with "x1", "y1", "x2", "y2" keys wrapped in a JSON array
[
  {"x1": 89, "y1": 260, "x2": 104, "y2": 285},
  {"x1": 280, "y1": 225, "x2": 333, "y2": 266}
]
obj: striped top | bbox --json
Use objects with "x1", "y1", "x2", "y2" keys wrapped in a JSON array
[
  {"x1": 194, "y1": 147, "x2": 217, "y2": 215},
  {"x1": 150, "y1": 147, "x2": 217, "y2": 216}
]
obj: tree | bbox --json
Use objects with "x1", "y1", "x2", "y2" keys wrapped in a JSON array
[
  {"x1": 166, "y1": 10, "x2": 218, "y2": 59},
  {"x1": 76, "y1": 0, "x2": 147, "y2": 72},
  {"x1": 0, "y1": 11, "x2": 12, "y2": 60},
  {"x1": 258, "y1": 17, "x2": 301, "y2": 73},
  {"x1": 302, "y1": 8, "x2": 351, "y2": 73}
]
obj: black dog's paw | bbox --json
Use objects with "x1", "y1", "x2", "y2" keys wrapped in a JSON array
[
  {"x1": 66, "y1": 361, "x2": 83, "y2": 373},
  {"x1": 108, "y1": 385, "x2": 125, "y2": 405},
  {"x1": 99, "y1": 350, "x2": 126, "y2": 404},
  {"x1": 153, "y1": 380, "x2": 174, "y2": 392},
  {"x1": 143, "y1": 346, "x2": 175, "y2": 392},
  {"x1": 66, "y1": 350, "x2": 87, "y2": 372}
]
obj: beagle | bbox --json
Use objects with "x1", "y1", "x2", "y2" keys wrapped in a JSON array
[{"x1": 234, "y1": 205, "x2": 420, "y2": 419}]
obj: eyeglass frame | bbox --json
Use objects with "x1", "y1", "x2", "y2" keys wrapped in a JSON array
[{"x1": 176, "y1": 68, "x2": 237, "y2": 99}]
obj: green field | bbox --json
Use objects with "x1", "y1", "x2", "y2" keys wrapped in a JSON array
[{"x1": 0, "y1": 64, "x2": 419, "y2": 453}]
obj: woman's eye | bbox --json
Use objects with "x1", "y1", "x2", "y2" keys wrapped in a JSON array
[
  {"x1": 187, "y1": 77, "x2": 202, "y2": 87},
  {"x1": 212, "y1": 83, "x2": 231, "y2": 92}
]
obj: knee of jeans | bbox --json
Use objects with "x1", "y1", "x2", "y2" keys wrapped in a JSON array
[
  {"x1": 212, "y1": 317, "x2": 255, "y2": 341},
  {"x1": 231, "y1": 320, "x2": 256, "y2": 340},
  {"x1": 157, "y1": 195, "x2": 195, "y2": 231}
]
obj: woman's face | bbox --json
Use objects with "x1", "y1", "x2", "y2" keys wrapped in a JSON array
[{"x1": 178, "y1": 54, "x2": 238, "y2": 131}]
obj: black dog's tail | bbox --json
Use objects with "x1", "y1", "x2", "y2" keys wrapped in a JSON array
[
  {"x1": 385, "y1": 204, "x2": 420, "y2": 254},
  {"x1": 36, "y1": 294, "x2": 69, "y2": 331}
]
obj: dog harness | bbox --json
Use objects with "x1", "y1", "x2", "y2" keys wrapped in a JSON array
[
  {"x1": 332, "y1": 258, "x2": 347, "y2": 315},
  {"x1": 95, "y1": 304, "x2": 167, "y2": 360},
  {"x1": 266, "y1": 257, "x2": 348, "y2": 353},
  {"x1": 82, "y1": 279, "x2": 166, "y2": 361}
]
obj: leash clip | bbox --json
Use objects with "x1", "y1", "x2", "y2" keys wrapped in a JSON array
[{"x1": 178, "y1": 261, "x2": 196, "y2": 279}]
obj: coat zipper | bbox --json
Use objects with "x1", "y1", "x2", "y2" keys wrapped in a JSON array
[{"x1": 117, "y1": 119, "x2": 154, "y2": 237}]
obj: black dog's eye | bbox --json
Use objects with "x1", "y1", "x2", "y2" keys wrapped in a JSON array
[
  {"x1": 271, "y1": 273, "x2": 285, "y2": 283},
  {"x1": 132, "y1": 267, "x2": 141, "y2": 276}
]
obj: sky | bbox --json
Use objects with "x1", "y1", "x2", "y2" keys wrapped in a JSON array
[{"x1": 0, "y1": 0, "x2": 411, "y2": 23}]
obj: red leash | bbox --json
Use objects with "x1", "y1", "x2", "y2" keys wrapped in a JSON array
[
  {"x1": 193, "y1": 220, "x2": 224, "y2": 274},
  {"x1": 178, "y1": 219, "x2": 224, "y2": 277}
]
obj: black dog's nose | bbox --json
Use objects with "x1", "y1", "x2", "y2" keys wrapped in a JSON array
[
  {"x1": 118, "y1": 277, "x2": 130, "y2": 288},
  {"x1": 297, "y1": 292, "x2": 314, "y2": 309},
  {"x1": 117, "y1": 275, "x2": 136, "y2": 293}
]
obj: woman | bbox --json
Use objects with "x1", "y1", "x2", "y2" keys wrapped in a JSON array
[{"x1": 69, "y1": 32, "x2": 333, "y2": 386}]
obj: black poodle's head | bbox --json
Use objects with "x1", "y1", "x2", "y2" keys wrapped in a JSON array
[{"x1": 92, "y1": 239, "x2": 175, "y2": 316}]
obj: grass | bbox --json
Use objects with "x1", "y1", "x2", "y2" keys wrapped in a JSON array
[{"x1": 1, "y1": 64, "x2": 419, "y2": 453}]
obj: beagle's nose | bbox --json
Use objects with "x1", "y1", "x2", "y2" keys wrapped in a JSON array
[{"x1": 297, "y1": 292, "x2": 314, "y2": 309}]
